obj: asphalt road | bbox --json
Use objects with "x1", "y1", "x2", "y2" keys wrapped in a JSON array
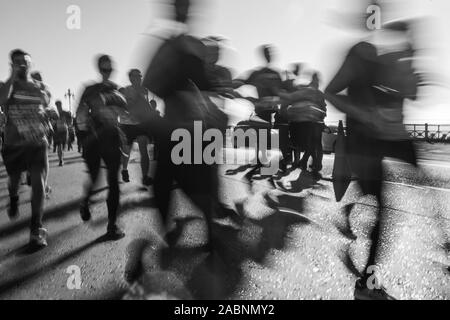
[{"x1": 0, "y1": 143, "x2": 448, "y2": 300}]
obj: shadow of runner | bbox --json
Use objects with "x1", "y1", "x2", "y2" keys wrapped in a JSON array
[
  {"x1": 0, "y1": 187, "x2": 109, "y2": 240},
  {"x1": 0, "y1": 231, "x2": 113, "y2": 296}
]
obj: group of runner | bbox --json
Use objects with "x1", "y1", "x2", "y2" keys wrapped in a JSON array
[{"x1": 0, "y1": 0, "x2": 427, "y2": 300}]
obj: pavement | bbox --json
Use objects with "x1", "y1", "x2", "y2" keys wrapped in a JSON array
[{"x1": 0, "y1": 142, "x2": 449, "y2": 300}]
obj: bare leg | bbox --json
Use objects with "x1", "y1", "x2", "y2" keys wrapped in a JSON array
[{"x1": 137, "y1": 136, "x2": 150, "y2": 179}]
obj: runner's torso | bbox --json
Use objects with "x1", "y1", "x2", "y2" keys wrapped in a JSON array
[{"x1": 4, "y1": 81, "x2": 48, "y2": 146}]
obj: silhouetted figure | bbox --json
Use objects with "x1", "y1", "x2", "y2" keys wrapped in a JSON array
[
  {"x1": 279, "y1": 72, "x2": 327, "y2": 178},
  {"x1": 202, "y1": 36, "x2": 243, "y2": 225},
  {"x1": 54, "y1": 100, "x2": 72, "y2": 166},
  {"x1": 136, "y1": 0, "x2": 227, "y2": 249},
  {"x1": 76, "y1": 55, "x2": 127, "y2": 240},
  {"x1": 119, "y1": 69, "x2": 155, "y2": 187},
  {"x1": 325, "y1": 20, "x2": 420, "y2": 300},
  {"x1": 31, "y1": 71, "x2": 54, "y2": 198},
  {"x1": 233, "y1": 45, "x2": 283, "y2": 178}
]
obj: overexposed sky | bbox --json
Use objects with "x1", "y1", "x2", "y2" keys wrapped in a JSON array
[{"x1": 1, "y1": 0, "x2": 449, "y2": 123}]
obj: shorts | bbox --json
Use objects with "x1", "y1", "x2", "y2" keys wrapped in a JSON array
[
  {"x1": 54, "y1": 129, "x2": 68, "y2": 145},
  {"x1": 347, "y1": 124, "x2": 417, "y2": 197},
  {"x1": 2, "y1": 144, "x2": 48, "y2": 175},
  {"x1": 120, "y1": 124, "x2": 148, "y2": 146}
]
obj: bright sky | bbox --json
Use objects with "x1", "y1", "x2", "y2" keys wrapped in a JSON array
[{"x1": 1, "y1": 0, "x2": 450, "y2": 124}]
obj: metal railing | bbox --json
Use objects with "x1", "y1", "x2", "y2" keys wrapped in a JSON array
[{"x1": 405, "y1": 124, "x2": 450, "y2": 143}]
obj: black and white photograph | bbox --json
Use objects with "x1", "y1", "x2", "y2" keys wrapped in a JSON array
[{"x1": 0, "y1": 0, "x2": 449, "y2": 306}]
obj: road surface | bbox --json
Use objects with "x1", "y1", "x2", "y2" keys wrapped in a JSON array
[{"x1": 0, "y1": 143, "x2": 448, "y2": 300}]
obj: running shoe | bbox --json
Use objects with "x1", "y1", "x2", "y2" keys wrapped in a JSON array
[
  {"x1": 106, "y1": 225, "x2": 126, "y2": 241},
  {"x1": 122, "y1": 170, "x2": 130, "y2": 183},
  {"x1": 29, "y1": 228, "x2": 48, "y2": 249}
]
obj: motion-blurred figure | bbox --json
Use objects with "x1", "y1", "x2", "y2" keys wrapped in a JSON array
[
  {"x1": 232, "y1": 45, "x2": 283, "y2": 178},
  {"x1": 202, "y1": 36, "x2": 243, "y2": 225},
  {"x1": 67, "y1": 114, "x2": 76, "y2": 151},
  {"x1": 325, "y1": 19, "x2": 421, "y2": 300},
  {"x1": 76, "y1": 54, "x2": 127, "y2": 240},
  {"x1": 134, "y1": 0, "x2": 229, "y2": 249},
  {"x1": 31, "y1": 71, "x2": 54, "y2": 197},
  {"x1": 54, "y1": 100, "x2": 72, "y2": 166},
  {"x1": 0, "y1": 50, "x2": 52, "y2": 249},
  {"x1": 279, "y1": 72, "x2": 327, "y2": 178},
  {"x1": 119, "y1": 69, "x2": 156, "y2": 187}
]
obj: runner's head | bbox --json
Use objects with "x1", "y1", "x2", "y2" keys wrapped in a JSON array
[
  {"x1": 202, "y1": 37, "x2": 221, "y2": 65},
  {"x1": 97, "y1": 55, "x2": 114, "y2": 82},
  {"x1": 260, "y1": 45, "x2": 274, "y2": 64},
  {"x1": 10, "y1": 49, "x2": 31, "y2": 80},
  {"x1": 291, "y1": 63, "x2": 302, "y2": 77},
  {"x1": 310, "y1": 72, "x2": 321, "y2": 89},
  {"x1": 173, "y1": 0, "x2": 190, "y2": 23},
  {"x1": 55, "y1": 100, "x2": 63, "y2": 112},
  {"x1": 128, "y1": 69, "x2": 142, "y2": 87}
]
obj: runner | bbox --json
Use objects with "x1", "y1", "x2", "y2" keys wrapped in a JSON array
[
  {"x1": 76, "y1": 54, "x2": 127, "y2": 240},
  {"x1": 31, "y1": 71, "x2": 54, "y2": 197},
  {"x1": 0, "y1": 49, "x2": 51, "y2": 249},
  {"x1": 201, "y1": 36, "x2": 243, "y2": 226},
  {"x1": 232, "y1": 45, "x2": 284, "y2": 179},
  {"x1": 0, "y1": 82, "x2": 5, "y2": 149},
  {"x1": 67, "y1": 114, "x2": 76, "y2": 151},
  {"x1": 54, "y1": 100, "x2": 72, "y2": 166},
  {"x1": 278, "y1": 72, "x2": 327, "y2": 178},
  {"x1": 73, "y1": 116, "x2": 88, "y2": 156},
  {"x1": 119, "y1": 69, "x2": 155, "y2": 187},
  {"x1": 133, "y1": 0, "x2": 227, "y2": 250},
  {"x1": 325, "y1": 20, "x2": 420, "y2": 300}
]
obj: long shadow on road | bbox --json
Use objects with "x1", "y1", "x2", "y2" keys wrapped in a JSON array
[
  {"x1": 122, "y1": 196, "x2": 312, "y2": 300},
  {"x1": 0, "y1": 187, "x2": 109, "y2": 240},
  {"x1": 0, "y1": 230, "x2": 115, "y2": 297}
]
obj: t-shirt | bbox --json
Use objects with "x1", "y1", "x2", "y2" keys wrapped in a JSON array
[
  {"x1": 207, "y1": 64, "x2": 233, "y2": 93},
  {"x1": 55, "y1": 110, "x2": 72, "y2": 132},
  {"x1": 327, "y1": 41, "x2": 416, "y2": 140},
  {"x1": 4, "y1": 81, "x2": 49, "y2": 146},
  {"x1": 119, "y1": 85, "x2": 153, "y2": 126},
  {"x1": 243, "y1": 67, "x2": 283, "y2": 99},
  {"x1": 143, "y1": 34, "x2": 212, "y2": 124},
  {"x1": 240, "y1": 67, "x2": 283, "y2": 122},
  {"x1": 76, "y1": 81, "x2": 126, "y2": 131}
]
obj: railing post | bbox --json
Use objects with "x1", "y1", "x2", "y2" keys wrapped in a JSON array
[{"x1": 425, "y1": 123, "x2": 429, "y2": 140}]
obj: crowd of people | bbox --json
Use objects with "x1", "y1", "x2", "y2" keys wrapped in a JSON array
[{"x1": 0, "y1": 0, "x2": 428, "y2": 300}]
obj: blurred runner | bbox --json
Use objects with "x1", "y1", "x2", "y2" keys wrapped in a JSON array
[
  {"x1": 76, "y1": 54, "x2": 127, "y2": 240},
  {"x1": 132, "y1": 0, "x2": 230, "y2": 249},
  {"x1": 31, "y1": 71, "x2": 54, "y2": 197},
  {"x1": 119, "y1": 69, "x2": 155, "y2": 187},
  {"x1": 0, "y1": 50, "x2": 51, "y2": 249},
  {"x1": 54, "y1": 100, "x2": 72, "y2": 166},
  {"x1": 232, "y1": 45, "x2": 283, "y2": 179},
  {"x1": 325, "y1": 20, "x2": 421, "y2": 300},
  {"x1": 278, "y1": 72, "x2": 327, "y2": 178}
]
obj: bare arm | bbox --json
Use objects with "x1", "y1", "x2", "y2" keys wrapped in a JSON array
[{"x1": 0, "y1": 65, "x2": 19, "y2": 106}]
